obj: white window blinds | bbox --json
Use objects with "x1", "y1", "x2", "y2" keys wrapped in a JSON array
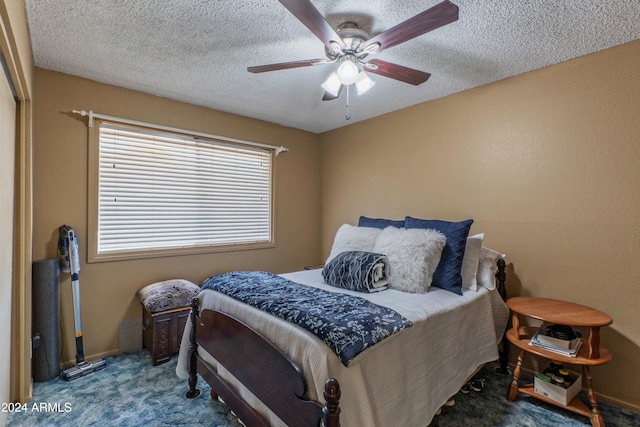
[{"x1": 97, "y1": 122, "x2": 273, "y2": 255}]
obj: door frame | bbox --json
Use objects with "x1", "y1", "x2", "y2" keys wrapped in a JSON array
[{"x1": 1, "y1": 0, "x2": 34, "y2": 403}]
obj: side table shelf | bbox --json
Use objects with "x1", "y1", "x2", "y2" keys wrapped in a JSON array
[{"x1": 505, "y1": 297, "x2": 613, "y2": 427}]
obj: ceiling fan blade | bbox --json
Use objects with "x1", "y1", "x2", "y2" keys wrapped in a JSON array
[
  {"x1": 363, "y1": 0, "x2": 458, "y2": 54},
  {"x1": 278, "y1": 0, "x2": 345, "y2": 50},
  {"x1": 248, "y1": 58, "x2": 331, "y2": 73},
  {"x1": 365, "y1": 59, "x2": 431, "y2": 85},
  {"x1": 322, "y1": 86, "x2": 343, "y2": 101}
]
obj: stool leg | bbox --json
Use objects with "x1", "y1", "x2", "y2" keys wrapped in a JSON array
[
  {"x1": 507, "y1": 349, "x2": 525, "y2": 401},
  {"x1": 583, "y1": 365, "x2": 605, "y2": 427}
]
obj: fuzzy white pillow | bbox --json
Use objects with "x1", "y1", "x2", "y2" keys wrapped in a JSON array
[
  {"x1": 461, "y1": 233, "x2": 484, "y2": 291},
  {"x1": 372, "y1": 227, "x2": 446, "y2": 293},
  {"x1": 325, "y1": 224, "x2": 381, "y2": 264}
]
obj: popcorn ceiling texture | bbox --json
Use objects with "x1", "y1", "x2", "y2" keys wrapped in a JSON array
[{"x1": 25, "y1": 0, "x2": 640, "y2": 134}]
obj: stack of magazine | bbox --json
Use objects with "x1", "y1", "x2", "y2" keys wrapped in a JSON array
[{"x1": 529, "y1": 324, "x2": 582, "y2": 357}]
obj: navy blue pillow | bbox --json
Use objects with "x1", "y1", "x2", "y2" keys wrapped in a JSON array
[
  {"x1": 358, "y1": 216, "x2": 405, "y2": 229},
  {"x1": 404, "y1": 216, "x2": 473, "y2": 295}
]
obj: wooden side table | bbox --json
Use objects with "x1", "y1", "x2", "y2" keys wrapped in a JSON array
[
  {"x1": 505, "y1": 296, "x2": 612, "y2": 427},
  {"x1": 143, "y1": 305, "x2": 190, "y2": 365}
]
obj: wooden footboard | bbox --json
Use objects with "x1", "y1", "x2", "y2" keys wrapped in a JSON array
[{"x1": 186, "y1": 297, "x2": 341, "y2": 427}]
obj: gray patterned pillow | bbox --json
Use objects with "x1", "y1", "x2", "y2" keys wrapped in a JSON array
[
  {"x1": 322, "y1": 251, "x2": 390, "y2": 293},
  {"x1": 136, "y1": 279, "x2": 200, "y2": 313}
]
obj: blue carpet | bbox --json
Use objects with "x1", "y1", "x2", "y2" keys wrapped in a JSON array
[
  {"x1": 431, "y1": 364, "x2": 640, "y2": 427},
  {"x1": 7, "y1": 351, "x2": 640, "y2": 426},
  {"x1": 7, "y1": 351, "x2": 242, "y2": 427}
]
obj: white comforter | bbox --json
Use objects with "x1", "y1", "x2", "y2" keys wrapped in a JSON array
[{"x1": 177, "y1": 269, "x2": 509, "y2": 427}]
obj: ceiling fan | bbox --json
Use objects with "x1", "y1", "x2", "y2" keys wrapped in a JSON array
[{"x1": 248, "y1": 0, "x2": 459, "y2": 101}]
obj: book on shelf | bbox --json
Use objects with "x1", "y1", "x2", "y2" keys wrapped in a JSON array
[
  {"x1": 534, "y1": 325, "x2": 581, "y2": 349},
  {"x1": 529, "y1": 332, "x2": 583, "y2": 357}
]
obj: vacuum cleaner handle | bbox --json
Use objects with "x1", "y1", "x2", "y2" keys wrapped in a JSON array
[{"x1": 68, "y1": 229, "x2": 85, "y2": 364}]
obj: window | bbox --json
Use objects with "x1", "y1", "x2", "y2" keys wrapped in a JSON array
[{"x1": 88, "y1": 120, "x2": 274, "y2": 262}]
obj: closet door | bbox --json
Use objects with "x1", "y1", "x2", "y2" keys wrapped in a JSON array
[{"x1": 0, "y1": 60, "x2": 16, "y2": 415}]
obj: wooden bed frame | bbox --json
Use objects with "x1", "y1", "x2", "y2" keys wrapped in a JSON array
[{"x1": 185, "y1": 259, "x2": 507, "y2": 426}]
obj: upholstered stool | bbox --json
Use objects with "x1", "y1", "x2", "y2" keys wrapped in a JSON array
[{"x1": 136, "y1": 279, "x2": 200, "y2": 366}]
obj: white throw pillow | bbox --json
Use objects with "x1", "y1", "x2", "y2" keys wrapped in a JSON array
[
  {"x1": 461, "y1": 233, "x2": 484, "y2": 291},
  {"x1": 325, "y1": 224, "x2": 381, "y2": 264},
  {"x1": 372, "y1": 227, "x2": 446, "y2": 293},
  {"x1": 476, "y1": 246, "x2": 506, "y2": 290}
]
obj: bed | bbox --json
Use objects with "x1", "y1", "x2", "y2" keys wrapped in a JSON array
[{"x1": 176, "y1": 219, "x2": 510, "y2": 427}]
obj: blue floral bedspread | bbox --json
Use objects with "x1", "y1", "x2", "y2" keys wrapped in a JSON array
[{"x1": 201, "y1": 271, "x2": 413, "y2": 366}]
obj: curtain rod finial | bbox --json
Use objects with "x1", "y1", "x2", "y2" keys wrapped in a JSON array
[{"x1": 72, "y1": 109, "x2": 94, "y2": 127}]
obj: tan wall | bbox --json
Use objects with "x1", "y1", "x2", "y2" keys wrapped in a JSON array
[
  {"x1": 32, "y1": 69, "x2": 321, "y2": 363},
  {"x1": 319, "y1": 40, "x2": 640, "y2": 409}
]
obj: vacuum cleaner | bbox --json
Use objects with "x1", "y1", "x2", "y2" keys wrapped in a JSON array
[{"x1": 58, "y1": 225, "x2": 107, "y2": 381}]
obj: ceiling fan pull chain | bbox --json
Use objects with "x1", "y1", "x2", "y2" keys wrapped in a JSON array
[{"x1": 345, "y1": 85, "x2": 351, "y2": 121}]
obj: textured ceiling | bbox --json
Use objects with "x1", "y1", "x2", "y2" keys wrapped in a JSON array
[{"x1": 25, "y1": 1, "x2": 640, "y2": 134}]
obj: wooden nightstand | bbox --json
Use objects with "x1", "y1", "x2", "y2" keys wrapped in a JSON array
[
  {"x1": 506, "y1": 296, "x2": 612, "y2": 427},
  {"x1": 143, "y1": 306, "x2": 190, "y2": 365}
]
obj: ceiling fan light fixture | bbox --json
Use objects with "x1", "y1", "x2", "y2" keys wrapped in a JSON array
[
  {"x1": 336, "y1": 58, "x2": 359, "y2": 85},
  {"x1": 355, "y1": 72, "x2": 375, "y2": 95},
  {"x1": 321, "y1": 72, "x2": 342, "y2": 97}
]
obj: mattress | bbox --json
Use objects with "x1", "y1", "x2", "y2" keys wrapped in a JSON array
[{"x1": 177, "y1": 268, "x2": 509, "y2": 427}]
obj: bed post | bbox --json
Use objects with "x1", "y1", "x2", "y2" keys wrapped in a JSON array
[
  {"x1": 322, "y1": 378, "x2": 341, "y2": 427},
  {"x1": 496, "y1": 258, "x2": 507, "y2": 302},
  {"x1": 495, "y1": 258, "x2": 510, "y2": 375},
  {"x1": 184, "y1": 297, "x2": 202, "y2": 398}
]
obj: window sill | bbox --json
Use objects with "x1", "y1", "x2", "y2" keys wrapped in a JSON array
[{"x1": 87, "y1": 241, "x2": 275, "y2": 263}]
